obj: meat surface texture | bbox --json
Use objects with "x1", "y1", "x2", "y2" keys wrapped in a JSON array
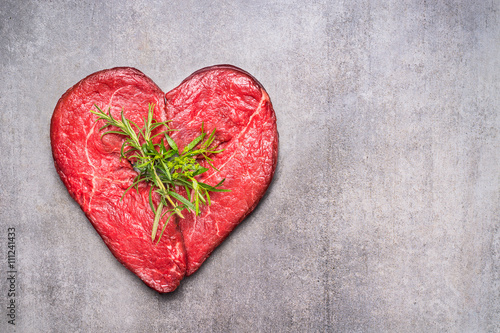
[{"x1": 50, "y1": 65, "x2": 278, "y2": 292}]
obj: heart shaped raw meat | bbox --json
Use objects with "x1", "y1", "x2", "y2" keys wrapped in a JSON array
[{"x1": 50, "y1": 65, "x2": 278, "y2": 292}]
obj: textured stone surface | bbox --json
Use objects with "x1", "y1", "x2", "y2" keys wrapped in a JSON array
[{"x1": 0, "y1": 1, "x2": 499, "y2": 332}]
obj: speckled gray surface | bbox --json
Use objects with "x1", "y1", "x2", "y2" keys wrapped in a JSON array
[{"x1": 1, "y1": 1, "x2": 499, "y2": 332}]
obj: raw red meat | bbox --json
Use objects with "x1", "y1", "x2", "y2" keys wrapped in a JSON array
[
  {"x1": 166, "y1": 65, "x2": 279, "y2": 275},
  {"x1": 51, "y1": 67, "x2": 186, "y2": 292},
  {"x1": 50, "y1": 65, "x2": 278, "y2": 292}
]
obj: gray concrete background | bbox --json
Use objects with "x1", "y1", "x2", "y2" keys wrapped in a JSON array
[{"x1": 1, "y1": 1, "x2": 499, "y2": 332}]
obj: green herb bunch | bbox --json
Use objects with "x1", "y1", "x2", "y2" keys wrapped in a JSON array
[{"x1": 91, "y1": 104, "x2": 229, "y2": 243}]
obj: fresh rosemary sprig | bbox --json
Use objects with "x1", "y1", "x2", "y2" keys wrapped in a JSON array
[{"x1": 90, "y1": 104, "x2": 229, "y2": 243}]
